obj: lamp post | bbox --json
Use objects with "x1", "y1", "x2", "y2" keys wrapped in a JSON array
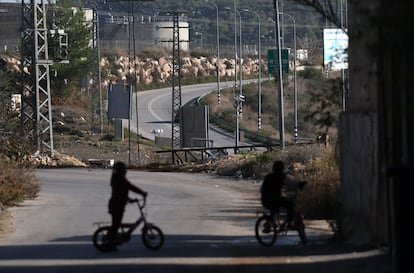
[
  {"x1": 284, "y1": 13, "x2": 297, "y2": 142},
  {"x1": 233, "y1": 0, "x2": 237, "y2": 104},
  {"x1": 243, "y1": 9, "x2": 262, "y2": 130},
  {"x1": 225, "y1": 4, "x2": 237, "y2": 98},
  {"x1": 225, "y1": 4, "x2": 239, "y2": 149},
  {"x1": 236, "y1": 9, "x2": 243, "y2": 119},
  {"x1": 194, "y1": 31, "x2": 203, "y2": 50},
  {"x1": 205, "y1": 0, "x2": 221, "y2": 106},
  {"x1": 274, "y1": 0, "x2": 285, "y2": 149}
]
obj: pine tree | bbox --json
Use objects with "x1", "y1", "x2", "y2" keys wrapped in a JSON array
[{"x1": 50, "y1": 0, "x2": 92, "y2": 98}]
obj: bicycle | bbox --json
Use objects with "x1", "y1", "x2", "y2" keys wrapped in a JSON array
[
  {"x1": 255, "y1": 190, "x2": 307, "y2": 247},
  {"x1": 92, "y1": 196, "x2": 164, "y2": 251}
]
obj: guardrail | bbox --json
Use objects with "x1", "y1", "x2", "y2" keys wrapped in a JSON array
[{"x1": 156, "y1": 144, "x2": 277, "y2": 165}]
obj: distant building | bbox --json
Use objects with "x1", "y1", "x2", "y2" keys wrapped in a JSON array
[
  {"x1": 0, "y1": 3, "x2": 189, "y2": 54},
  {"x1": 296, "y1": 49, "x2": 308, "y2": 61},
  {"x1": 0, "y1": 3, "x2": 21, "y2": 54}
]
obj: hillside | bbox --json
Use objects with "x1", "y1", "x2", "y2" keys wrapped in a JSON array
[
  {"x1": 200, "y1": 69, "x2": 342, "y2": 144},
  {"x1": 82, "y1": 0, "x2": 326, "y2": 53},
  {"x1": 1, "y1": 50, "x2": 340, "y2": 169}
]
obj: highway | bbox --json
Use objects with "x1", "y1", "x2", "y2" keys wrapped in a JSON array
[{"x1": 128, "y1": 81, "x2": 256, "y2": 147}]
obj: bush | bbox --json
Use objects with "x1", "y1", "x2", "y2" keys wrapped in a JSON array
[
  {"x1": 0, "y1": 158, "x2": 40, "y2": 207},
  {"x1": 296, "y1": 147, "x2": 340, "y2": 220},
  {"x1": 240, "y1": 160, "x2": 256, "y2": 178},
  {"x1": 299, "y1": 66, "x2": 324, "y2": 80},
  {"x1": 245, "y1": 145, "x2": 339, "y2": 221}
]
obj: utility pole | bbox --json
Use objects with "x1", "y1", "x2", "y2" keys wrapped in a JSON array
[
  {"x1": 92, "y1": 2, "x2": 103, "y2": 135},
  {"x1": 243, "y1": 9, "x2": 262, "y2": 131},
  {"x1": 171, "y1": 13, "x2": 184, "y2": 149},
  {"x1": 213, "y1": 2, "x2": 220, "y2": 106},
  {"x1": 225, "y1": 3, "x2": 239, "y2": 149},
  {"x1": 284, "y1": 13, "x2": 297, "y2": 142},
  {"x1": 20, "y1": 0, "x2": 69, "y2": 157},
  {"x1": 274, "y1": 0, "x2": 285, "y2": 149},
  {"x1": 237, "y1": 9, "x2": 243, "y2": 119},
  {"x1": 157, "y1": 12, "x2": 189, "y2": 151}
]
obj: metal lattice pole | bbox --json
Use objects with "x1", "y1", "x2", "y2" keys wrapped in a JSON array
[
  {"x1": 21, "y1": 0, "x2": 54, "y2": 156},
  {"x1": 20, "y1": 0, "x2": 36, "y2": 134},
  {"x1": 171, "y1": 13, "x2": 182, "y2": 149}
]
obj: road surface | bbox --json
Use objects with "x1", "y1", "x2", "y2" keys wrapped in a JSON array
[
  {"x1": 0, "y1": 169, "x2": 391, "y2": 273},
  {"x1": 130, "y1": 81, "x2": 256, "y2": 147}
]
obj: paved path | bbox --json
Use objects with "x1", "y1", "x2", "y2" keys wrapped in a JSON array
[{"x1": 0, "y1": 168, "x2": 393, "y2": 273}]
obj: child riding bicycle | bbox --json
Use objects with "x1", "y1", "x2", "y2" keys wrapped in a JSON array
[
  {"x1": 260, "y1": 160, "x2": 306, "y2": 227},
  {"x1": 107, "y1": 161, "x2": 148, "y2": 251}
]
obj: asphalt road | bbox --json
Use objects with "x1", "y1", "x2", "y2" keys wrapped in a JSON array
[
  {"x1": 130, "y1": 81, "x2": 256, "y2": 147},
  {"x1": 0, "y1": 169, "x2": 392, "y2": 273}
]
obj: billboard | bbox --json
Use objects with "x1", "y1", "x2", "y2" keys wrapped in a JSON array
[{"x1": 323, "y1": 28, "x2": 348, "y2": 71}]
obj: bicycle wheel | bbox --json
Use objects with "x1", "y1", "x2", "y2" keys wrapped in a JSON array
[
  {"x1": 92, "y1": 226, "x2": 111, "y2": 251},
  {"x1": 142, "y1": 224, "x2": 164, "y2": 250},
  {"x1": 255, "y1": 215, "x2": 277, "y2": 247}
]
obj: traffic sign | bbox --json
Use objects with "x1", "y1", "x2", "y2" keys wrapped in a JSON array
[{"x1": 267, "y1": 48, "x2": 289, "y2": 74}]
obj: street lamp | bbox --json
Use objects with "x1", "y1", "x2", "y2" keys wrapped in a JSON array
[
  {"x1": 237, "y1": 9, "x2": 243, "y2": 118},
  {"x1": 274, "y1": 0, "x2": 285, "y2": 149},
  {"x1": 284, "y1": 13, "x2": 297, "y2": 142},
  {"x1": 204, "y1": 0, "x2": 221, "y2": 106},
  {"x1": 224, "y1": 5, "x2": 237, "y2": 98},
  {"x1": 225, "y1": 4, "x2": 240, "y2": 149},
  {"x1": 243, "y1": 9, "x2": 262, "y2": 131},
  {"x1": 194, "y1": 31, "x2": 203, "y2": 50}
]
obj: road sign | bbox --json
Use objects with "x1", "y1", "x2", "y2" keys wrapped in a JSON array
[{"x1": 267, "y1": 48, "x2": 289, "y2": 74}]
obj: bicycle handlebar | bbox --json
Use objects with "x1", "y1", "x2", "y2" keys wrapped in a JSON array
[
  {"x1": 282, "y1": 181, "x2": 306, "y2": 202},
  {"x1": 128, "y1": 196, "x2": 146, "y2": 208}
]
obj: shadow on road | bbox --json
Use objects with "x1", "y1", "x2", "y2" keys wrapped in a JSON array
[{"x1": 0, "y1": 233, "x2": 392, "y2": 273}]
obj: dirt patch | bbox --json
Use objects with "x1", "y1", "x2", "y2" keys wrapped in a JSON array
[
  {"x1": 53, "y1": 137, "x2": 167, "y2": 167},
  {"x1": 46, "y1": 103, "x2": 259, "y2": 173}
]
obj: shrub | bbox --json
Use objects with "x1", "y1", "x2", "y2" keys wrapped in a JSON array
[
  {"x1": 241, "y1": 160, "x2": 256, "y2": 178},
  {"x1": 256, "y1": 152, "x2": 274, "y2": 166},
  {"x1": 296, "y1": 147, "x2": 340, "y2": 220},
  {"x1": 0, "y1": 158, "x2": 40, "y2": 207},
  {"x1": 299, "y1": 66, "x2": 324, "y2": 80},
  {"x1": 249, "y1": 145, "x2": 339, "y2": 222}
]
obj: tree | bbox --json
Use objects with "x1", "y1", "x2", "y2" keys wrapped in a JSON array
[
  {"x1": 293, "y1": 0, "x2": 345, "y2": 30},
  {"x1": 0, "y1": 58, "x2": 20, "y2": 133},
  {"x1": 50, "y1": 0, "x2": 92, "y2": 98},
  {"x1": 0, "y1": 57, "x2": 33, "y2": 161},
  {"x1": 305, "y1": 77, "x2": 342, "y2": 135}
]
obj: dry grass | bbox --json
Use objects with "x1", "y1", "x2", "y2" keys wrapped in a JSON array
[
  {"x1": 234, "y1": 144, "x2": 339, "y2": 221},
  {"x1": 0, "y1": 158, "x2": 40, "y2": 208},
  {"x1": 295, "y1": 147, "x2": 340, "y2": 220},
  {"x1": 202, "y1": 78, "x2": 340, "y2": 222}
]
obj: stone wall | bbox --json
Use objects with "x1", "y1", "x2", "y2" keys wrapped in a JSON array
[
  {"x1": 2, "y1": 54, "x2": 268, "y2": 88},
  {"x1": 102, "y1": 55, "x2": 266, "y2": 87}
]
